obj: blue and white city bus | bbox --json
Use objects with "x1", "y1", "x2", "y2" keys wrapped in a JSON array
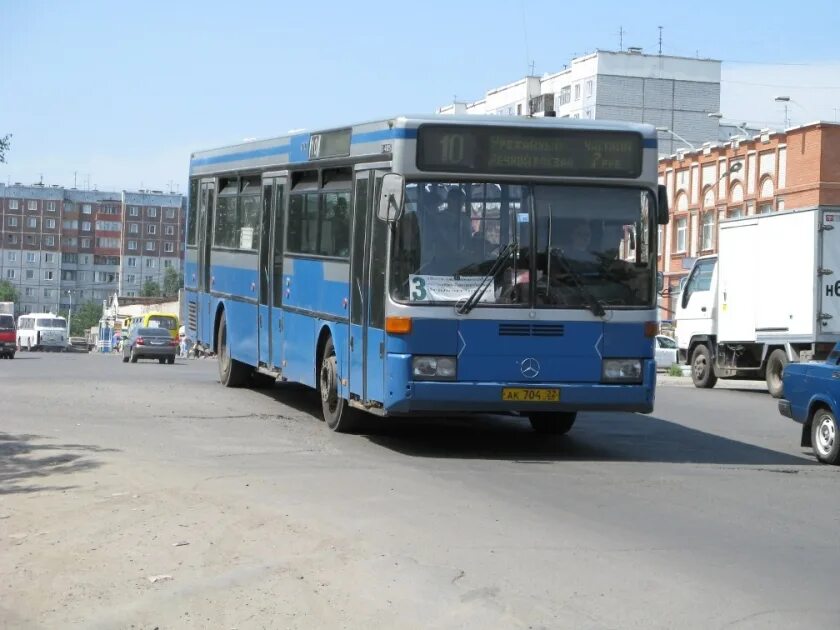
[{"x1": 185, "y1": 115, "x2": 669, "y2": 433}]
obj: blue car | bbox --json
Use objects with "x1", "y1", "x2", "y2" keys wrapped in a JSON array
[{"x1": 778, "y1": 343, "x2": 840, "y2": 465}]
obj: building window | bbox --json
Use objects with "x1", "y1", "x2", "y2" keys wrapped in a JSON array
[
  {"x1": 25, "y1": 270, "x2": 34, "y2": 280},
  {"x1": 147, "y1": 207, "x2": 158, "y2": 218},
  {"x1": 758, "y1": 203, "x2": 773, "y2": 215},
  {"x1": 44, "y1": 270, "x2": 55, "y2": 281},
  {"x1": 127, "y1": 256, "x2": 137, "y2": 267},
  {"x1": 701, "y1": 213, "x2": 715, "y2": 251},
  {"x1": 585, "y1": 80, "x2": 593, "y2": 97},
  {"x1": 164, "y1": 259, "x2": 173, "y2": 268},
  {"x1": 5, "y1": 269, "x2": 15, "y2": 280},
  {"x1": 760, "y1": 177, "x2": 774, "y2": 199},
  {"x1": 47, "y1": 201, "x2": 56, "y2": 212},
  {"x1": 675, "y1": 217, "x2": 688, "y2": 253},
  {"x1": 145, "y1": 258, "x2": 156, "y2": 268},
  {"x1": 7, "y1": 251, "x2": 16, "y2": 262},
  {"x1": 82, "y1": 221, "x2": 92, "y2": 231},
  {"x1": 164, "y1": 242, "x2": 174, "y2": 253},
  {"x1": 27, "y1": 217, "x2": 37, "y2": 228},
  {"x1": 81, "y1": 255, "x2": 89, "y2": 265},
  {"x1": 129, "y1": 223, "x2": 139, "y2": 234},
  {"x1": 127, "y1": 240, "x2": 137, "y2": 250},
  {"x1": 25, "y1": 235, "x2": 35, "y2": 245},
  {"x1": 777, "y1": 198, "x2": 785, "y2": 212},
  {"x1": 7, "y1": 216, "x2": 17, "y2": 227},
  {"x1": 96, "y1": 237, "x2": 120, "y2": 248},
  {"x1": 145, "y1": 242, "x2": 155, "y2": 252},
  {"x1": 7, "y1": 234, "x2": 17, "y2": 244},
  {"x1": 81, "y1": 238, "x2": 91, "y2": 248},
  {"x1": 43, "y1": 288, "x2": 54, "y2": 298},
  {"x1": 557, "y1": 85, "x2": 571, "y2": 106},
  {"x1": 164, "y1": 225, "x2": 175, "y2": 236},
  {"x1": 9, "y1": 199, "x2": 19, "y2": 210},
  {"x1": 574, "y1": 84, "x2": 581, "y2": 100},
  {"x1": 728, "y1": 206, "x2": 743, "y2": 219},
  {"x1": 27, "y1": 200, "x2": 37, "y2": 211},
  {"x1": 82, "y1": 204, "x2": 92, "y2": 214},
  {"x1": 129, "y1": 206, "x2": 139, "y2": 216},
  {"x1": 24, "y1": 287, "x2": 34, "y2": 297},
  {"x1": 126, "y1": 274, "x2": 136, "y2": 283},
  {"x1": 26, "y1": 252, "x2": 36, "y2": 263},
  {"x1": 45, "y1": 253, "x2": 55, "y2": 263},
  {"x1": 63, "y1": 220, "x2": 78, "y2": 230},
  {"x1": 148, "y1": 224, "x2": 157, "y2": 235},
  {"x1": 44, "y1": 235, "x2": 55, "y2": 246},
  {"x1": 46, "y1": 218, "x2": 56, "y2": 229},
  {"x1": 63, "y1": 253, "x2": 78, "y2": 263},
  {"x1": 165, "y1": 208, "x2": 176, "y2": 219}
]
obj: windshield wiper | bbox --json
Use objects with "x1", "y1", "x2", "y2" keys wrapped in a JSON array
[
  {"x1": 456, "y1": 242, "x2": 517, "y2": 315},
  {"x1": 550, "y1": 248, "x2": 607, "y2": 318}
]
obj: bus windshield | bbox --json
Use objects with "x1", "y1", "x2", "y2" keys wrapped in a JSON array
[
  {"x1": 390, "y1": 182, "x2": 654, "y2": 309},
  {"x1": 36, "y1": 318, "x2": 66, "y2": 328}
]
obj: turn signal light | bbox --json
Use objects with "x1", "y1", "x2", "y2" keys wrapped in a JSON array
[
  {"x1": 644, "y1": 321, "x2": 659, "y2": 338},
  {"x1": 385, "y1": 316, "x2": 412, "y2": 334}
]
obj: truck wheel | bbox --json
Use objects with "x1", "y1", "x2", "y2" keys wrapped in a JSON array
[
  {"x1": 765, "y1": 349, "x2": 788, "y2": 399},
  {"x1": 217, "y1": 311, "x2": 249, "y2": 387},
  {"x1": 811, "y1": 408, "x2": 840, "y2": 465},
  {"x1": 528, "y1": 412, "x2": 577, "y2": 435},
  {"x1": 319, "y1": 338, "x2": 358, "y2": 432},
  {"x1": 691, "y1": 344, "x2": 717, "y2": 389}
]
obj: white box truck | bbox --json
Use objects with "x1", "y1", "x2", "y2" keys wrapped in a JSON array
[
  {"x1": 676, "y1": 208, "x2": 840, "y2": 397},
  {"x1": 0, "y1": 302, "x2": 13, "y2": 315}
]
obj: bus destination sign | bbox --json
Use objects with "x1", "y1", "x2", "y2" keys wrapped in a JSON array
[{"x1": 416, "y1": 124, "x2": 643, "y2": 178}]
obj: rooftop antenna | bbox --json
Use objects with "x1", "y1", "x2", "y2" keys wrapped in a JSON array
[
  {"x1": 618, "y1": 26, "x2": 624, "y2": 51},
  {"x1": 658, "y1": 26, "x2": 663, "y2": 55},
  {"x1": 520, "y1": 0, "x2": 530, "y2": 77},
  {"x1": 529, "y1": 60, "x2": 536, "y2": 75}
]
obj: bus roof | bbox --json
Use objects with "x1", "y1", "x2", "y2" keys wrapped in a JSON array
[{"x1": 190, "y1": 114, "x2": 658, "y2": 177}]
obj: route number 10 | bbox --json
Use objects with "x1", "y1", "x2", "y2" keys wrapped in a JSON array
[{"x1": 439, "y1": 134, "x2": 465, "y2": 164}]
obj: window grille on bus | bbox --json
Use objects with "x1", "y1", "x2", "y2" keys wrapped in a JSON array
[
  {"x1": 188, "y1": 301, "x2": 197, "y2": 331},
  {"x1": 498, "y1": 323, "x2": 565, "y2": 337}
]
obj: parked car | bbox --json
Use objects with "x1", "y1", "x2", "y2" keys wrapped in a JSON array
[
  {"x1": 655, "y1": 335, "x2": 678, "y2": 370},
  {"x1": 0, "y1": 314, "x2": 16, "y2": 359},
  {"x1": 778, "y1": 343, "x2": 840, "y2": 465},
  {"x1": 122, "y1": 326, "x2": 178, "y2": 364}
]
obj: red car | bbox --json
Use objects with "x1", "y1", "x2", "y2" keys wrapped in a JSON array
[{"x1": 0, "y1": 314, "x2": 16, "y2": 359}]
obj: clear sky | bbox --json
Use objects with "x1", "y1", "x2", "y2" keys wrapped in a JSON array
[{"x1": 2, "y1": 0, "x2": 839, "y2": 192}]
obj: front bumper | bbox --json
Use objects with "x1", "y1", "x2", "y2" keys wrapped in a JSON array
[
  {"x1": 778, "y1": 399, "x2": 793, "y2": 420},
  {"x1": 384, "y1": 360, "x2": 656, "y2": 415}
]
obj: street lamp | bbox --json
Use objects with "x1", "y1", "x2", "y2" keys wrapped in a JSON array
[
  {"x1": 707, "y1": 112, "x2": 756, "y2": 139},
  {"x1": 775, "y1": 96, "x2": 791, "y2": 128},
  {"x1": 655, "y1": 126, "x2": 696, "y2": 151},
  {"x1": 66, "y1": 290, "x2": 72, "y2": 340}
]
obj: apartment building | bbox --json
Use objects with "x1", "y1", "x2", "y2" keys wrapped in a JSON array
[{"x1": 0, "y1": 184, "x2": 184, "y2": 314}]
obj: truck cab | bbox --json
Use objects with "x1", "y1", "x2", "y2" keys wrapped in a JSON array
[
  {"x1": 675, "y1": 256, "x2": 717, "y2": 382},
  {"x1": 0, "y1": 313, "x2": 16, "y2": 359}
]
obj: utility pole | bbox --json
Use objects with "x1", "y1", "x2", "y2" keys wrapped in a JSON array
[
  {"x1": 618, "y1": 26, "x2": 624, "y2": 51},
  {"x1": 66, "y1": 290, "x2": 72, "y2": 339},
  {"x1": 658, "y1": 26, "x2": 663, "y2": 55}
]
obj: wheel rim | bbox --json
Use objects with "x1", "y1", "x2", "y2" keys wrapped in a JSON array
[
  {"x1": 815, "y1": 414, "x2": 836, "y2": 457},
  {"x1": 769, "y1": 359, "x2": 783, "y2": 389},
  {"x1": 220, "y1": 325, "x2": 230, "y2": 372},
  {"x1": 320, "y1": 357, "x2": 338, "y2": 414},
  {"x1": 693, "y1": 354, "x2": 707, "y2": 380}
]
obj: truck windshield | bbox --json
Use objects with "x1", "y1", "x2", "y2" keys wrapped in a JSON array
[{"x1": 390, "y1": 182, "x2": 655, "y2": 309}]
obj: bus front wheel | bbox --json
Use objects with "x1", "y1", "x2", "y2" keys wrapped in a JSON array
[
  {"x1": 319, "y1": 338, "x2": 358, "y2": 433},
  {"x1": 528, "y1": 412, "x2": 577, "y2": 435},
  {"x1": 217, "y1": 311, "x2": 249, "y2": 387}
]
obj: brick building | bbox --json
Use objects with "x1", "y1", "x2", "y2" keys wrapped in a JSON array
[
  {"x1": 657, "y1": 121, "x2": 840, "y2": 318},
  {"x1": 0, "y1": 184, "x2": 184, "y2": 314}
]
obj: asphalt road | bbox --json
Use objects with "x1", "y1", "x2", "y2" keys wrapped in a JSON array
[{"x1": 1, "y1": 353, "x2": 838, "y2": 629}]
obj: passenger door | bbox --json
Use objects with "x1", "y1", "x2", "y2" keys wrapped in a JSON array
[
  {"x1": 348, "y1": 168, "x2": 387, "y2": 404},
  {"x1": 196, "y1": 179, "x2": 215, "y2": 344},
  {"x1": 675, "y1": 257, "x2": 717, "y2": 351},
  {"x1": 258, "y1": 174, "x2": 287, "y2": 369}
]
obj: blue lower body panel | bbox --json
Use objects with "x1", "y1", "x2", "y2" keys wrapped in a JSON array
[{"x1": 384, "y1": 356, "x2": 656, "y2": 415}]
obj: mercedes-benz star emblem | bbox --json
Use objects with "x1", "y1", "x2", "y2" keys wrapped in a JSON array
[{"x1": 520, "y1": 357, "x2": 540, "y2": 379}]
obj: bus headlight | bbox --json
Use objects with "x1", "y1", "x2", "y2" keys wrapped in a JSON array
[
  {"x1": 602, "y1": 359, "x2": 643, "y2": 383},
  {"x1": 412, "y1": 356, "x2": 457, "y2": 380}
]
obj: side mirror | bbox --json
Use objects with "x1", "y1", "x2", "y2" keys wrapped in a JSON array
[
  {"x1": 657, "y1": 184, "x2": 670, "y2": 225},
  {"x1": 656, "y1": 271, "x2": 664, "y2": 294},
  {"x1": 377, "y1": 173, "x2": 405, "y2": 222}
]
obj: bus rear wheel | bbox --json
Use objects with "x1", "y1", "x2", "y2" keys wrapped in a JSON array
[
  {"x1": 319, "y1": 338, "x2": 358, "y2": 433},
  {"x1": 528, "y1": 412, "x2": 576, "y2": 435},
  {"x1": 217, "y1": 311, "x2": 249, "y2": 387}
]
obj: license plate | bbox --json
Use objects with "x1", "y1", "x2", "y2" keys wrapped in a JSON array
[{"x1": 501, "y1": 388, "x2": 560, "y2": 402}]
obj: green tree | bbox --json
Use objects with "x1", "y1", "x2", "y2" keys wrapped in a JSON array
[
  {"x1": 142, "y1": 280, "x2": 162, "y2": 297},
  {"x1": 162, "y1": 266, "x2": 183, "y2": 296},
  {"x1": 0, "y1": 134, "x2": 10, "y2": 163},
  {"x1": 61, "y1": 301, "x2": 102, "y2": 337},
  {"x1": 0, "y1": 280, "x2": 19, "y2": 303}
]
